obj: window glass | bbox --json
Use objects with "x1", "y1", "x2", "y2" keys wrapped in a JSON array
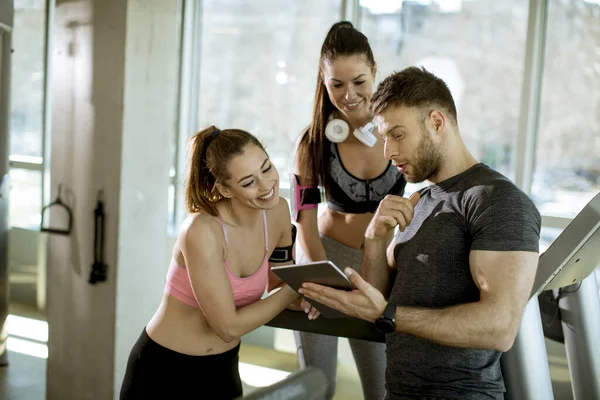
[
  {"x1": 532, "y1": 0, "x2": 600, "y2": 217},
  {"x1": 360, "y1": 0, "x2": 528, "y2": 180}
]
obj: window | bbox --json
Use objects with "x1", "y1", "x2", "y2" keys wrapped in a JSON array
[
  {"x1": 531, "y1": 0, "x2": 600, "y2": 217},
  {"x1": 9, "y1": 0, "x2": 47, "y2": 229},
  {"x1": 10, "y1": 0, "x2": 45, "y2": 158},
  {"x1": 8, "y1": 168, "x2": 42, "y2": 229},
  {"x1": 539, "y1": 226, "x2": 562, "y2": 253},
  {"x1": 359, "y1": 0, "x2": 529, "y2": 181},
  {"x1": 172, "y1": 0, "x2": 342, "y2": 227},
  {"x1": 195, "y1": 0, "x2": 340, "y2": 181}
]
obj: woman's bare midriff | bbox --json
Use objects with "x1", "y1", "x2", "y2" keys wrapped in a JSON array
[
  {"x1": 144, "y1": 209, "x2": 371, "y2": 355},
  {"x1": 145, "y1": 294, "x2": 240, "y2": 356},
  {"x1": 317, "y1": 207, "x2": 374, "y2": 249}
]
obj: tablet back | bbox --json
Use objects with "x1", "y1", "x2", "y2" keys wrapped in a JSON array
[{"x1": 272, "y1": 261, "x2": 355, "y2": 318}]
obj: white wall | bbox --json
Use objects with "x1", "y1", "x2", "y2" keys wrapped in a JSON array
[
  {"x1": 47, "y1": 1, "x2": 124, "y2": 398},
  {"x1": 46, "y1": 0, "x2": 179, "y2": 398},
  {"x1": 113, "y1": 0, "x2": 179, "y2": 396}
]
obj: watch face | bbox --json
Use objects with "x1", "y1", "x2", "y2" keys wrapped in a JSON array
[{"x1": 375, "y1": 318, "x2": 395, "y2": 334}]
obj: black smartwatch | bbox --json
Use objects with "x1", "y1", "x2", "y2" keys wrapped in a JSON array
[{"x1": 375, "y1": 301, "x2": 396, "y2": 334}]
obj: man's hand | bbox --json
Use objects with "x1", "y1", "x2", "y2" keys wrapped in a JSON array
[
  {"x1": 365, "y1": 192, "x2": 421, "y2": 241},
  {"x1": 299, "y1": 268, "x2": 387, "y2": 322}
]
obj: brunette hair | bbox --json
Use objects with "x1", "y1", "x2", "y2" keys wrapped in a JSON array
[
  {"x1": 296, "y1": 21, "x2": 376, "y2": 186},
  {"x1": 185, "y1": 125, "x2": 266, "y2": 216},
  {"x1": 370, "y1": 66, "x2": 458, "y2": 127}
]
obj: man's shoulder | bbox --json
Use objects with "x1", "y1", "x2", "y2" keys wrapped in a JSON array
[
  {"x1": 465, "y1": 164, "x2": 514, "y2": 188},
  {"x1": 462, "y1": 165, "x2": 530, "y2": 202},
  {"x1": 458, "y1": 165, "x2": 541, "y2": 229},
  {"x1": 429, "y1": 164, "x2": 540, "y2": 224}
]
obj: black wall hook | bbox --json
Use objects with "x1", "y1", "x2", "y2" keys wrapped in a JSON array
[{"x1": 40, "y1": 184, "x2": 73, "y2": 235}]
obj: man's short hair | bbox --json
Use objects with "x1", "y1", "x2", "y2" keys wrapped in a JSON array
[{"x1": 370, "y1": 66, "x2": 458, "y2": 126}]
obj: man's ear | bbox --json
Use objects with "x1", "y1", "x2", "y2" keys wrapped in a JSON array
[
  {"x1": 215, "y1": 182, "x2": 233, "y2": 199},
  {"x1": 429, "y1": 110, "x2": 446, "y2": 134}
]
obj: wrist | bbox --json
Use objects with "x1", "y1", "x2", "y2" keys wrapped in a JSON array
[
  {"x1": 365, "y1": 228, "x2": 385, "y2": 243},
  {"x1": 374, "y1": 300, "x2": 396, "y2": 334},
  {"x1": 364, "y1": 227, "x2": 381, "y2": 241},
  {"x1": 363, "y1": 236, "x2": 388, "y2": 254},
  {"x1": 376, "y1": 298, "x2": 387, "y2": 317},
  {"x1": 286, "y1": 298, "x2": 303, "y2": 311}
]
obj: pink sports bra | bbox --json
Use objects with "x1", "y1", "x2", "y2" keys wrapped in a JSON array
[{"x1": 165, "y1": 211, "x2": 270, "y2": 309}]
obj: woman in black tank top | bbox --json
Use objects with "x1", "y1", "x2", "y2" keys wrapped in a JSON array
[{"x1": 292, "y1": 21, "x2": 406, "y2": 400}]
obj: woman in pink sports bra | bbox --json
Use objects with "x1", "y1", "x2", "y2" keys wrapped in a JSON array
[{"x1": 120, "y1": 126, "x2": 319, "y2": 400}]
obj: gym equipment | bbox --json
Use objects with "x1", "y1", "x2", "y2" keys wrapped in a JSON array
[
  {"x1": 503, "y1": 192, "x2": 600, "y2": 400},
  {"x1": 40, "y1": 184, "x2": 73, "y2": 235},
  {"x1": 89, "y1": 190, "x2": 107, "y2": 284},
  {"x1": 241, "y1": 367, "x2": 328, "y2": 400}
]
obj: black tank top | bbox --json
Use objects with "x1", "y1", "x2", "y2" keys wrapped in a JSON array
[{"x1": 325, "y1": 142, "x2": 406, "y2": 213}]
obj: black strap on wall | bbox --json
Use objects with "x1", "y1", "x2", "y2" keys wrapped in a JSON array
[{"x1": 89, "y1": 190, "x2": 107, "y2": 284}]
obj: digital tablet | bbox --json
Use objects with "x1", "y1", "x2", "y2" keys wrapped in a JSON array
[{"x1": 271, "y1": 261, "x2": 356, "y2": 318}]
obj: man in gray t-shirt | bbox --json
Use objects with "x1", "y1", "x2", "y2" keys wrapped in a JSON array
[
  {"x1": 383, "y1": 163, "x2": 540, "y2": 399},
  {"x1": 299, "y1": 67, "x2": 541, "y2": 400}
]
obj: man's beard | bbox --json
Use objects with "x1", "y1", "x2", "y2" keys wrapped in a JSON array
[{"x1": 404, "y1": 125, "x2": 444, "y2": 183}]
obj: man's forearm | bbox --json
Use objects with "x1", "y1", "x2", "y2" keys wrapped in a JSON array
[
  {"x1": 395, "y1": 300, "x2": 517, "y2": 352},
  {"x1": 361, "y1": 238, "x2": 391, "y2": 295}
]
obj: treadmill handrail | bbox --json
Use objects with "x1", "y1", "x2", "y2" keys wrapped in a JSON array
[{"x1": 266, "y1": 309, "x2": 385, "y2": 343}]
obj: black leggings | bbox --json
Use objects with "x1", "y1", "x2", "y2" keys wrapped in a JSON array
[{"x1": 120, "y1": 329, "x2": 243, "y2": 400}]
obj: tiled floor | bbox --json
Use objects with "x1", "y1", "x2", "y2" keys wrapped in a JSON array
[
  {"x1": 0, "y1": 343, "x2": 360, "y2": 400},
  {"x1": 0, "y1": 340, "x2": 577, "y2": 400},
  {"x1": 0, "y1": 351, "x2": 46, "y2": 400},
  {"x1": 0, "y1": 301, "x2": 363, "y2": 400},
  {"x1": 0, "y1": 302, "x2": 48, "y2": 400}
]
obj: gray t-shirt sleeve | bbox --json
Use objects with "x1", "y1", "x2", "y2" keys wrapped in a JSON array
[{"x1": 468, "y1": 182, "x2": 541, "y2": 253}]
